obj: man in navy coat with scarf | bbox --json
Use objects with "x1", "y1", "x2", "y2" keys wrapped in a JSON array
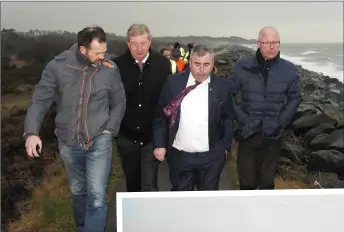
[{"x1": 153, "y1": 43, "x2": 235, "y2": 191}]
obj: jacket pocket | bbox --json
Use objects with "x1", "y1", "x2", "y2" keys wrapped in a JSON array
[{"x1": 264, "y1": 118, "x2": 282, "y2": 137}]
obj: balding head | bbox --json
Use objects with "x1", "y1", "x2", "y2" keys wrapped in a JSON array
[
  {"x1": 258, "y1": 26, "x2": 280, "y2": 41},
  {"x1": 256, "y1": 26, "x2": 281, "y2": 60}
]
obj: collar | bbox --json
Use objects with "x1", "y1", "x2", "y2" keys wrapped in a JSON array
[
  {"x1": 65, "y1": 43, "x2": 102, "y2": 69},
  {"x1": 255, "y1": 48, "x2": 280, "y2": 68},
  {"x1": 136, "y1": 52, "x2": 150, "y2": 63},
  {"x1": 188, "y1": 72, "x2": 211, "y2": 86},
  {"x1": 125, "y1": 48, "x2": 153, "y2": 63},
  {"x1": 76, "y1": 46, "x2": 94, "y2": 66}
]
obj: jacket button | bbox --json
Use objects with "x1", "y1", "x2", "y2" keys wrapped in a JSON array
[
  {"x1": 140, "y1": 142, "x2": 143, "y2": 146},
  {"x1": 138, "y1": 104, "x2": 142, "y2": 107},
  {"x1": 137, "y1": 126, "x2": 140, "y2": 129}
]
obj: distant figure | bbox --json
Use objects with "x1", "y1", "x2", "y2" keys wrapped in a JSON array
[
  {"x1": 171, "y1": 48, "x2": 186, "y2": 72},
  {"x1": 160, "y1": 47, "x2": 178, "y2": 74},
  {"x1": 112, "y1": 24, "x2": 171, "y2": 192},
  {"x1": 160, "y1": 47, "x2": 172, "y2": 59},
  {"x1": 153, "y1": 43, "x2": 235, "y2": 191},
  {"x1": 229, "y1": 26, "x2": 301, "y2": 190},
  {"x1": 183, "y1": 43, "x2": 195, "y2": 70},
  {"x1": 24, "y1": 26, "x2": 126, "y2": 232},
  {"x1": 169, "y1": 43, "x2": 174, "y2": 51},
  {"x1": 173, "y1": 42, "x2": 186, "y2": 60},
  {"x1": 184, "y1": 43, "x2": 195, "y2": 63}
]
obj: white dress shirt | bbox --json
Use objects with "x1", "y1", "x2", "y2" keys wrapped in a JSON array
[
  {"x1": 172, "y1": 73, "x2": 210, "y2": 152},
  {"x1": 135, "y1": 53, "x2": 149, "y2": 64}
]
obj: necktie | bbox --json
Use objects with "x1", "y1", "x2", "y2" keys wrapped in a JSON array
[
  {"x1": 163, "y1": 80, "x2": 201, "y2": 128},
  {"x1": 137, "y1": 61, "x2": 144, "y2": 72}
]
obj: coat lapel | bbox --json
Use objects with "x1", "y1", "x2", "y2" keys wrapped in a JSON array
[
  {"x1": 175, "y1": 71, "x2": 190, "y2": 96},
  {"x1": 168, "y1": 71, "x2": 189, "y2": 148},
  {"x1": 174, "y1": 71, "x2": 189, "y2": 129},
  {"x1": 208, "y1": 75, "x2": 215, "y2": 141}
]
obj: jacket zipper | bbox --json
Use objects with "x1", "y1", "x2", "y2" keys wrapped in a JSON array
[
  {"x1": 84, "y1": 68, "x2": 98, "y2": 147},
  {"x1": 65, "y1": 64, "x2": 87, "y2": 144},
  {"x1": 260, "y1": 70, "x2": 268, "y2": 136}
]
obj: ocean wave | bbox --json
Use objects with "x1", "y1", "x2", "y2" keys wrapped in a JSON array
[
  {"x1": 302, "y1": 50, "x2": 322, "y2": 55},
  {"x1": 280, "y1": 54, "x2": 343, "y2": 82},
  {"x1": 241, "y1": 44, "x2": 343, "y2": 82}
]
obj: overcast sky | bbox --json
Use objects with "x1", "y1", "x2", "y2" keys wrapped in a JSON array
[{"x1": 1, "y1": 0, "x2": 343, "y2": 43}]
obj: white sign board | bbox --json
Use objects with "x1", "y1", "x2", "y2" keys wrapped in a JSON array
[{"x1": 117, "y1": 189, "x2": 344, "y2": 232}]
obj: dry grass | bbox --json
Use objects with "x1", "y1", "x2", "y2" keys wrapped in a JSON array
[
  {"x1": 282, "y1": 132, "x2": 310, "y2": 164},
  {"x1": 227, "y1": 141, "x2": 313, "y2": 189},
  {"x1": 1, "y1": 92, "x2": 33, "y2": 120},
  {"x1": 7, "y1": 144, "x2": 123, "y2": 232},
  {"x1": 1, "y1": 92, "x2": 33, "y2": 109}
]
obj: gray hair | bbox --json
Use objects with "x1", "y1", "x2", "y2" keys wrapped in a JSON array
[
  {"x1": 126, "y1": 23, "x2": 151, "y2": 41},
  {"x1": 190, "y1": 43, "x2": 214, "y2": 58}
]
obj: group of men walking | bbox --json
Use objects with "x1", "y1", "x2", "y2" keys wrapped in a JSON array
[{"x1": 24, "y1": 23, "x2": 301, "y2": 232}]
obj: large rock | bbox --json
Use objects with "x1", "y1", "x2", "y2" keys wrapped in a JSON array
[
  {"x1": 307, "y1": 149, "x2": 344, "y2": 174},
  {"x1": 302, "y1": 123, "x2": 336, "y2": 144},
  {"x1": 215, "y1": 45, "x2": 255, "y2": 76},
  {"x1": 309, "y1": 129, "x2": 344, "y2": 152},
  {"x1": 313, "y1": 101, "x2": 344, "y2": 128},
  {"x1": 292, "y1": 113, "x2": 336, "y2": 131},
  {"x1": 296, "y1": 102, "x2": 321, "y2": 116},
  {"x1": 325, "y1": 89, "x2": 343, "y2": 105}
]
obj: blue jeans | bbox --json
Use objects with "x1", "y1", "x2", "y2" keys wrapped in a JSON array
[{"x1": 58, "y1": 133, "x2": 113, "y2": 232}]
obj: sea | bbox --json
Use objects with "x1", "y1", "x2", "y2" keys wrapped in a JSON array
[{"x1": 241, "y1": 43, "x2": 343, "y2": 83}]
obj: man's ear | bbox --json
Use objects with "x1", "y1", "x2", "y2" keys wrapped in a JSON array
[{"x1": 80, "y1": 46, "x2": 87, "y2": 55}]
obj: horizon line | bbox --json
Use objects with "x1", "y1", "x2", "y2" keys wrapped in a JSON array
[{"x1": 2, "y1": 28, "x2": 343, "y2": 44}]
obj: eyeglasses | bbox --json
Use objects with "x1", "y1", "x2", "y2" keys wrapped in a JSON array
[{"x1": 259, "y1": 41, "x2": 280, "y2": 47}]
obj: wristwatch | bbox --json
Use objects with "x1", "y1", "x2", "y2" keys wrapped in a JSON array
[{"x1": 23, "y1": 132, "x2": 38, "y2": 140}]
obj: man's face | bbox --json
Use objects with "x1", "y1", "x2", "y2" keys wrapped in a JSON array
[
  {"x1": 80, "y1": 40, "x2": 107, "y2": 64},
  {"x1": 127, "y1": 33, "x2": 151, "y2": 61},
  {"x1": 163, "y1": 50, "x2": 171, "y2": 59},
  {"x1": 257, "y1": 30, "x2": 280, "y2": 60},
  {"x1": 189, "y1": 53, "x2": 214, "y2": 80}
]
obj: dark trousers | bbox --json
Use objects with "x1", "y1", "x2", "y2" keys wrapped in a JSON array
[
  {"x1": 236, "y1": 134, "x2": 283, "y2": 190},
  {"x1": 167, "y1": 148, "x2": 226, "y2": 191},
  {"x1": 116, "y1": 134, "x2": 160, "y2": 192}
]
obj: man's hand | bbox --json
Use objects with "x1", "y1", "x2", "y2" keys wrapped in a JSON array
[
  {"x1": 25, "y1": 135, "x2": 42, "y2": 157},
  {"x1": 154, "y1": 148, "x2": 166, "y2": 161}
]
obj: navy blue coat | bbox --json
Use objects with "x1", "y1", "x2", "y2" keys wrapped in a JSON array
[
  {"x1": 153, "y1": 71, "x2": 235, "y2": 154},
  {"x1": 229, "y1": 51, "x2": 301, "y2": 139}
]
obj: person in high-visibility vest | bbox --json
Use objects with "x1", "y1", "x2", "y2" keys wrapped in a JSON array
[
  {"x1": 173, "y1": 42, "x2": 185, "y2": 60},
  {"x1": 171, "y1": 49, "x2": 186, "y2": 73},
  {"x1": 169, "y1": 59, "x2": 177, "y2": 74},
  {"x1": 183, "y1": 43, "x2": 195, "y2": 63},
  {"x1": 160, "y1": 47, "x2": 178, "y2": 74},
  {"x1": 182, "y1": 43, "x2": 196, "y2": 71}
]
